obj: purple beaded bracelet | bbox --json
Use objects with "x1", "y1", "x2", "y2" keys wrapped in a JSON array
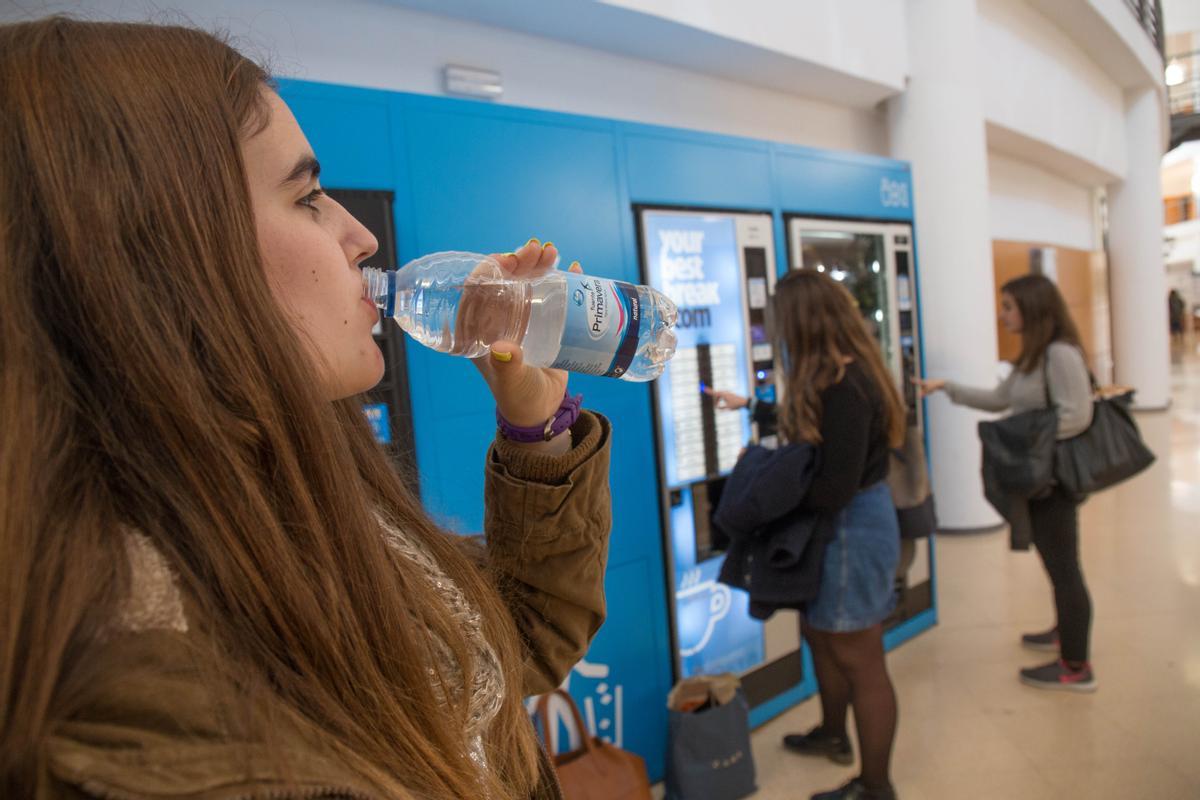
[{"x1": 496, "y1": 390, "x2": 582, "y2": 443}]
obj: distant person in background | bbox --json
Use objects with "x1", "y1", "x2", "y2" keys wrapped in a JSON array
[
  {"x1": 916, "y1": 274, "x2": 1096, "y2": 692},
  {"x1": 1168, "y1": 289, "x2": 1186, "y2": 346},
  {"x1": 709, "y1": 270, "x2": 906, "y2": 800}
]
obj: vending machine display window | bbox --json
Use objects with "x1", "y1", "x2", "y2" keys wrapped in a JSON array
[
  {"x1": 786, "y1": 216, "x2": 932, "y2": 626},
  {"x1": 640, "y1": 207, "x2": 804, "y2": 708}
]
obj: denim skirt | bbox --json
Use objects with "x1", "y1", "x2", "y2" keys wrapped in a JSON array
[{"x1": 806, "y1": 481, "x2": 900, "y2": 633}]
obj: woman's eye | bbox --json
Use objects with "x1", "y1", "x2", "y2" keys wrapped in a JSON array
[{"x1": 298, "y1": 187, "x2": 326, "y2": 213}]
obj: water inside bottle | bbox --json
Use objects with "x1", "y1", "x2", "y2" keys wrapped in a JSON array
[
  {"x1": 445, "y1": 279, "x2": 531, "y2": 356},
  {"x1": 364, "y1": 266, "x2": 533, "y2": 358}
]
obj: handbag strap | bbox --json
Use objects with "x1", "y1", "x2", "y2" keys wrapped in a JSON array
[
  {"x1": 1042, "y1": 354, "x2": 1052, "y2": 409},
  {"x1": 1041, "y1": 343, "x2": 1098, "y2": 407},
  {"x1": 535, "y1": 689, "x2": 596, "y2": 755}
]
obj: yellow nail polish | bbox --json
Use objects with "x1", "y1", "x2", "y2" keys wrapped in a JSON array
[
  {"x1": 570, "y1": 260, "x2": 581, "y2": 270},
  {"x1": 491, "y1": 350, "x2": 513, "y2": 363},
  {"x1": 525, "y1": 237, "x2": 540, "y2": 248},
  {"x1": 543, "y1": 241, "x2": 554, "y2": 249},
  {"x1": 502, "y1": 252, "x2": 516, "y2": 259}
]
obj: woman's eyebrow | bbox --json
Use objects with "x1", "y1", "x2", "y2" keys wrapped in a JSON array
[{"x1": 279, "y1": 155, "x2": 320, "y2": 187}]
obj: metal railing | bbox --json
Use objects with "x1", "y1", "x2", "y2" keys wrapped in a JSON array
[
  {"x1": 1123, "y1": 0, "x2": 1165, "y2": 57},
  {"x1": 1167, "y1": 49, "x2": 1200, "y2": 115}
]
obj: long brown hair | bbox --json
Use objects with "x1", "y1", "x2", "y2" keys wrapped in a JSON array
[
  {"x1": 1002, "y1": 273, "x2": 1085, "y2": 373},
  {"x1": 772, "y1": 270, "x2": 905, "y2": 447},
  {"x1": 0, "y1": 17, "x2": 539, "y2": 798}
]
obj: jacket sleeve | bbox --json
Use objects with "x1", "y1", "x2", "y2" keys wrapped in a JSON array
[
  {"x1": 1046, "y1": 343, "x2": 1094, "y2": 439},
  {"x1": 483, "y1": 411, "x2": 612, "y2": 696},
  {"x1": 944, "y1": 372, "x2": 1014, "y2": 412}
]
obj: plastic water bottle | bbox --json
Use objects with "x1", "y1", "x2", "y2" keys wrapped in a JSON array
[{"x1": 362, "y1": 252, "x2": 678, "y2": 381}]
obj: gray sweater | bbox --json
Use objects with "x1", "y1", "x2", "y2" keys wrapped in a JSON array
[{"x1": 945, "y1": 342, "x2": 1094, "y2": 439}]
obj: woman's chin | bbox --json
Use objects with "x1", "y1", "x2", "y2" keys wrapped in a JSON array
[{"x1": 327, "y1": 351, "x2": 387, "y2": 402}]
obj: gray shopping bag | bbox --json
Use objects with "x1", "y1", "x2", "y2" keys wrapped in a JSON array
[{"x1": 665, "y1": 685, "x2": 756, "y2": 800}]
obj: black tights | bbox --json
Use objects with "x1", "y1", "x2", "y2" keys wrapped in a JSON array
[
  {"x1": 1029, "y1": 491, "x2": 1092, "y2": 663},
  {"x1": 805, "y1": 622, "x2": 897, "y2": 792}
]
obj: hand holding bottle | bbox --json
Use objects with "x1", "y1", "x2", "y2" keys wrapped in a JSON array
[
  {"x1": 471, "y1": 239, "x2": 578, "y2": 441},
  {"x1": 363, "y1": 247, "x2": 676, "y2": 384}
]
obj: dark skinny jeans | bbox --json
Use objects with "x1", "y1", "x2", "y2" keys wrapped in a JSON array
[{"x1": 1028, "y1": 490, "x2": 1092, "y2": 663}]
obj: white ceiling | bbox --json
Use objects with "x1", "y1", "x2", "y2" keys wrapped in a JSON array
[{"x1": 380, "y1": 0, "x2": 906, "y2": 108}]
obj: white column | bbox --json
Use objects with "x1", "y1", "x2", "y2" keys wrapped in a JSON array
[
  {"x1": 887, "y1": 0, "x2": 1001, "y2": 530},
  {"x1": 1108, "y1": 88, "x2": 1170, "y2": 410}
]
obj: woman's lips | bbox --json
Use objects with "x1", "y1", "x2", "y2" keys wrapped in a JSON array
[{"x1": 361, "y1": 296, "x2": 382, "y2": 328}]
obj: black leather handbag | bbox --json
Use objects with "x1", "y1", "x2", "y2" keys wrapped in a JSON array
[
  {"x1": 1054, "y1": 389, "x2": 1155, "y2": 496},
  {"x1": 977, "y1": 406, "x2": 1057, "y2": 498}
]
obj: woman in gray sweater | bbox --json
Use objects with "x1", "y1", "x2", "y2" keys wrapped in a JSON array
[{"x1": 916, "y1": 274, "x2": 1096, "y2": 692}]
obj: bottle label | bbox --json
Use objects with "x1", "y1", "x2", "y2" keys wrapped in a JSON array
[{"x1": 552, "y1": 273, "x2": 642, "y2": 377}]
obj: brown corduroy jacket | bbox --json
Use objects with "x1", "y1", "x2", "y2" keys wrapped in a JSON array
[{"x1": 40, "y1": 412, "x2": 612, "y2": 800}]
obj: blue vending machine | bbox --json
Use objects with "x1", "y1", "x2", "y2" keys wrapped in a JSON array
[
  {"x1": 279, "y1": 75, "x2": 935, "y2": 777},
  {"x1": 638, "y1": 207, "x2": 805, "y2": 719}
]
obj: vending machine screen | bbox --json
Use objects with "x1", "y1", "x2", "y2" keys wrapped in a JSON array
[
  {"x1": 641, "y1": 208, "x2": 786, "y2": 681},
  {"x1": 641, "y1": 211, "x2": 752, "y2": 490}
]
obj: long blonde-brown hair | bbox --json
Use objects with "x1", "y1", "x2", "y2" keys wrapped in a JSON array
[
  {"x1": 0, "y1": 17, "x2": 539, "y2": 797},
  {"x1": 772, "y1": 269, "x2": 905, "y2": 448}
]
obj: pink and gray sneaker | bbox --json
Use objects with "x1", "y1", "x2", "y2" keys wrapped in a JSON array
[{"x1": 1019, "y1": 659, "x2": 1097, "y2": 692}]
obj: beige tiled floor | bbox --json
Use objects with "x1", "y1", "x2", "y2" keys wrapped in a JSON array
[{"x1": 747, "y1": 353, "x2": 1200, "y2": 799}]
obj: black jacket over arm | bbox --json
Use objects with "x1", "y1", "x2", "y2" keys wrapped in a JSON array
[{"x1": 714, "y1": 442, "x2": 834, "y2": 618}]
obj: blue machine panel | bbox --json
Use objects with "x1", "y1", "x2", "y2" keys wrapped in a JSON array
[
  {"x1": 774, "y1": 147, "x2": 914, "y2": 222},
  {"x1": 624, "y1": 129, "x2": 773, "y2": 210},
  {"x1": 282, "y1": 88, "x2": 395, "y2": 188},
  {"x1": 397, "y1": 103, "x2": 632, "y2": 521},
  {"x1": 674, "y1": 536, "x2": 763, "y2": 677}
]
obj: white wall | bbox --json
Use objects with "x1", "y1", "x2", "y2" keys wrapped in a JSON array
[
  {"x1": 987, "y1": 152, "x2": 1097, "y2": 249},
  {"x1": 598, "y1": 0, "x2": 907, "y2": 92},
  {"x1": 887, "y1": 0, "x2": 1003, "y2": 529},
  {"x1": 1163, "y1": 0, "x2": 1200, "y2": 35},
  {"x1": 0, "y1": 0, "x2": 888, "y2": 156},
  {"x1": 383, "y1": 0, "x2": 908, "y2": 107},
  {"x1": 978, "y1": 0, "x2": 1128, "y2": 181}
]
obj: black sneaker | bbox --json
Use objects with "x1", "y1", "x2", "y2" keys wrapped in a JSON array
[
  {"x1": 782, "y1": 726, "x2": 854, "y2": 765},
  {"x1": 1020, "y1": 627, "x2": 1059, "y2": 653},
  {"x1": 1019, "y1": 659, "x2": 1097, "y2": 693},
  {"x1": 811, "y1": 777, "x2": 897, "y2": 800}
]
